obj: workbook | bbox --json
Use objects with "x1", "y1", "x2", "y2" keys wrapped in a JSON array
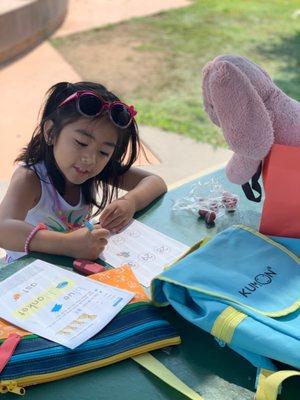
[
  {"x1": 0, "y1": 260, "x2": 133, "y2": 349},
  {"x1": 99, "y1": 219, "x2": 189, "y2": 287}
]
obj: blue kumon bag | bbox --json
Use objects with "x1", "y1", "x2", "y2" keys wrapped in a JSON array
[{"x1": 151, "y1": 225, "x2": 300, "y2": 400}]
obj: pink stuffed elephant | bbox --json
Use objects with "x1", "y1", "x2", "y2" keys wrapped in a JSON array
[{"x1": 202, "y1": 55, "x2": 300, "y2": 185}]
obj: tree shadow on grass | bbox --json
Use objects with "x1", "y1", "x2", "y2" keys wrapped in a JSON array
[{"x1": 256, "y1": 31, "x2": 300, "y2": 101}]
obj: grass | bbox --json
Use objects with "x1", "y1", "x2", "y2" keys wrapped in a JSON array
[{"x1": 52, "y1": 0, "x2": 300, "y2": 147}]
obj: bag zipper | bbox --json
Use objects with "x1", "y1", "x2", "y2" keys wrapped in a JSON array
[
  {"x1": 0, "y1": 337, "x2": 180, "y2": 395},
  {"x1": 9, "y1": 320, "x2": 169, "y2": 363}
]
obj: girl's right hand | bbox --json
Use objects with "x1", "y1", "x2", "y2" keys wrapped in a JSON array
[{"x1": 64, "y1": 224, "x2": 109, "y2": 260}]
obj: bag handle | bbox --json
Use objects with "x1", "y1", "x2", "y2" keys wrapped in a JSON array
[
  {"x1": 132, "y1": 353, "x2": 204, "y2": 399},
  {"x1": 256, "y1": 369, "x2": 300, "y2": 400},
  {"x1": 241, "y1": 163, "x2": 262, "y2": 203}
]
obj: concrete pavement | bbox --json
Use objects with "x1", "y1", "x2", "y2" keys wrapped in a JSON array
[{"x1": 54, "y1": 0, "x2": 192, "y2": 37}]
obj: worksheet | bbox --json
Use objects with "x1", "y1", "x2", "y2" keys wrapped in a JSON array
[
  {"x1": 100, "y1": 219, "x2": 189, "y2": 287},
  {"x1": 0, "y1": 260, "x2": 133, "y2": 349}
]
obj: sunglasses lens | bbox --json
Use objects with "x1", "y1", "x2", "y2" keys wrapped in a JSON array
[
  {"x1": 110, "y1": 103, "x2": 131, "y2": 127},
  {"x1": 78, "y1": 94, "x2": 102, "y2": 116}
]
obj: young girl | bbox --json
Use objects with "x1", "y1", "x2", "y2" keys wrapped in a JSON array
[{"x1": 0, "y1": 82, "x2": 167, "y2": 262}]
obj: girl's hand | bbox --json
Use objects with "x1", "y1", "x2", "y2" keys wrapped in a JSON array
[
  {"x1": 65, "y1": 224, "x2": 109, "y2": 260},
  {"x1": 100, "y1": 198, "x2": 135, "y2": 232}
]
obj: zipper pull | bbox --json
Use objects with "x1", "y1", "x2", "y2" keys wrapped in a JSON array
[
  {"x1": 7, "y1": 381, "x2": 25, "y2": 396},
  {"x1": 0, "y1": 333, "x2": 21, "y2": 373},
  {"x1": 0, "y1": 381, "x2": 25, "y2": 395}
]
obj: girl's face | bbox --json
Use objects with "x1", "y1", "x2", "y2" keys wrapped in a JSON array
[{"x1": 52, "y1": 117, "x2": 118, "y2": 187}]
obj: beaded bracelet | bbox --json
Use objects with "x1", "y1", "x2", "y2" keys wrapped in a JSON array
[{"x1": 24, "y1": 223, "x2": 48, "y2": 254}]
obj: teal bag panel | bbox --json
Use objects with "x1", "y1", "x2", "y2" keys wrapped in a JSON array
[
  {"x1": 153, "y1": 225, "x2": 300, "y2": 317},
  {"x1": 229, "y1": 344, "x2": 277, "y2": 372},
  {"x1": 151, "y1": 225, "x2": 300, "y2": 371},
  {"x1": 188, "y1": 290, "x2": 300, "y2": 342},
  {"x1": 157, "y1": 283, "x2": 300, "y2": 369},
  {"x1": 230, "y1": 310, "x2": 300, "y2": 369},
  {"x1": 271, "y1": 235, "x2": 300, "y2": 257},
  {"x1": 158, "y1": 282, "x2": 229, "y2": 333}
]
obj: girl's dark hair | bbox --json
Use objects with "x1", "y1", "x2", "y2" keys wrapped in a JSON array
[{"x1": 16, "y1": 81, "x2": 140, "y2": 216}]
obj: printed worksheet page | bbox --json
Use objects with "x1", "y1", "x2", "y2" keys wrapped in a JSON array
[
  {"x1": 100, "y1": 219, "x2": 189, "y2": 287},
  {"x1": 0, "y1": 260, "x2": 134, "y2": 349}
]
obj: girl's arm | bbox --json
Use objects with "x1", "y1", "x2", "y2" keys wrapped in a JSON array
[
  {"x1": 100, "y1": 167, "x2": 167, "y2": 231},
  {"x1": 0, "y1": 166, "x2": 46, "y2": 252},
  {"x1": 118, "y1": 167, "x2": 167, "y2": 211},
  {"x1": 0, "y1": 167, "x2": 108, "y2": 259}
]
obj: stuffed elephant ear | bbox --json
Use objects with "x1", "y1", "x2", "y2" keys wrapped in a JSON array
[
  {"x1": 208, "y1": 60, "x2": 274, "y2": 160},
  {"x1": 202, "y1": 61, "x2": 220, "y2": 126},
  {"x1": 226, "y1": 153, "x2": 262, "y2": 185}
]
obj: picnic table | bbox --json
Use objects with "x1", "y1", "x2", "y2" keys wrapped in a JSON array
[{"x1": 1, "y1": 166, "x2": 299, "y2": 400}]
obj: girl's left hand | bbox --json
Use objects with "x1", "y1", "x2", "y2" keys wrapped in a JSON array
[{"x1": 100, "y1": 198, "x2": 136, "y2": 232}]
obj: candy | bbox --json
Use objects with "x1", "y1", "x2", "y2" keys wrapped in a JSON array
[
  {"x1": 198, "y1": 209, "x2": 208, "y2": 219},
  {"x1": 222, "y1": 192, "x2": 238, "y2": 212},
  {"x1": 209, "y1": 201, "x2": 219, "y2": 212},
  {"x1": 205, "y1": 211, "x2": 216, "y2": 227}
]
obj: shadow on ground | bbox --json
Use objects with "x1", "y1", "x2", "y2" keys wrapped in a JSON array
[{"x1": 257, "y1": 31, "x2": 300, "y2": 101}]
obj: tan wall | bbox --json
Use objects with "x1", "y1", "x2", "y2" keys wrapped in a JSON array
[{"x1": 0, "y1": 0, "x2": 68, "y2": 64}]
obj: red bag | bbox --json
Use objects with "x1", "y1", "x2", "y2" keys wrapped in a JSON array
[{"x1": 259, "y1": 143, "x2": 300, "y2": 238}]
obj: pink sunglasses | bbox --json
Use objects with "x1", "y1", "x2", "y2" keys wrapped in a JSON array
[{"x1": 58, "y1": 90, "x2": 137, "y2": 129}]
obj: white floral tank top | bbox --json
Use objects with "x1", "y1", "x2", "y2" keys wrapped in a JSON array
[{"x1": 6, "y1": 162, "x2": 90, "y2": 262}]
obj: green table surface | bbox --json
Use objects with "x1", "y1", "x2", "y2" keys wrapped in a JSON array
[{"x1": 1, "y1": 167, "x2": 300, "y2": 400}]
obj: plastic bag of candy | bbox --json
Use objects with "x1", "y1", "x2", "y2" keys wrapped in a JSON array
[{"x1": 172, "y1": 178, "x2": 239, "y2": 228}]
